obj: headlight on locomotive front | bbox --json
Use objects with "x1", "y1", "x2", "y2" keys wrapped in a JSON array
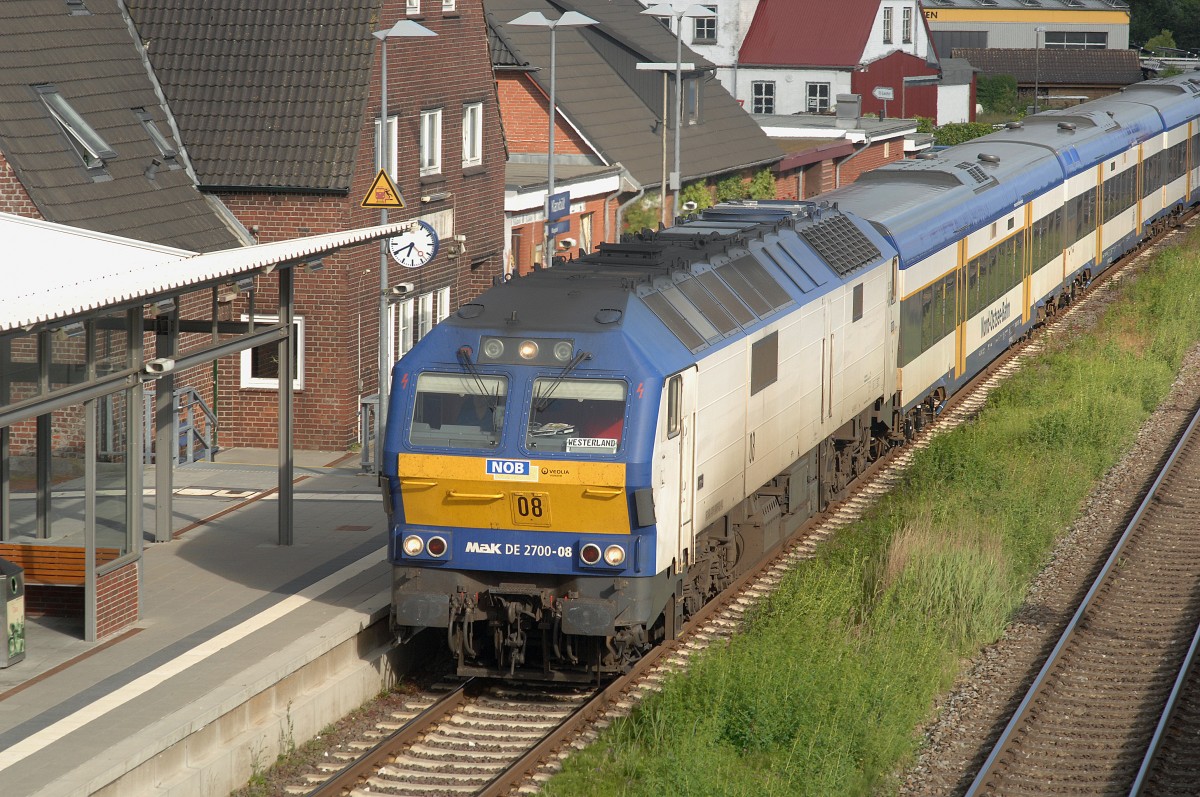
[
  {"x1": 402, "y1": 535, "x2": 425, "y2": 556},
  {"x1": 603, "y1": 544, "x2": 626, "y2": 566},
  {"x1": 580, "y1": 543, "x2": 603, "y2": 565},
  {"x1": 427, "y1": 536, "x2": 448, "y2": 557}
]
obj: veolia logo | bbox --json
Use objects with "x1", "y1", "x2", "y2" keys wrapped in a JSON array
[{"x1": 486, "y1": 459, "x2": 531, "y2": 477}]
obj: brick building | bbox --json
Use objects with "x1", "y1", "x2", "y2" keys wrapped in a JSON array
[{"x1": 126, "y1": 0, "x2": 508, "y2": 451}]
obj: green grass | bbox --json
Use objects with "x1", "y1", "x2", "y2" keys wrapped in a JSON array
[{"x1": 541, "y1": 229, "x2": 1200, "y2": 797}]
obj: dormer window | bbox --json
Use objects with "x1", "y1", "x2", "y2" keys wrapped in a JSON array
[
  {"x1": 65, "y1": 0, "x2": 91, "y2": 15},
  {"x1": 35, "y1": 85, "x2": 116, "y2": 177},
  {"x1": 133, "y1": 107, "x2": 178, "y2": 163}
]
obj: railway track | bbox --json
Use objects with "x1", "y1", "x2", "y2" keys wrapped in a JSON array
[
  {"x1": 964, "y1": 400, "x2": 1200, "y2": 795},
  {"x1": 283, "y1": 220, "x2": 1198, "y2": 797}
]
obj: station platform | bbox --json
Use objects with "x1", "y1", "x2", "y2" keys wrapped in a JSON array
[{"x1": 0, "y1": 449, "x2": 423, "y2": 797}]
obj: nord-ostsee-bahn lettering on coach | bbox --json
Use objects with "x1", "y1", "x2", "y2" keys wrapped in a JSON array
[{"x1": 382, "y1": 74, "x2": 1200, "y2": 681}]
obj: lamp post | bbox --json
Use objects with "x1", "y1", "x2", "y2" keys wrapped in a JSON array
[
  {"x1": 509, "y1": 11, "x2": 597, "y2": 267},
  {"x1": 372, "y1": 19, "x2": 435, "y2": 475},
  {"x1": 641, "y1": 4, "x2": 715, "y2": 221},
  {"x1": 1033, "y1": 26, "x2": 1045, "y2": 114},
  {"x1": 637, "y1": 61, "x2": 695, "y2": 225}
]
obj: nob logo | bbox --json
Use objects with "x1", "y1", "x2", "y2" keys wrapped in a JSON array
[{"x1": 486, "y1": 459, "x2": 531, "y2": 477}]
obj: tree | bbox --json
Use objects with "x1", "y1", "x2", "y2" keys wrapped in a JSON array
[
  {"x1": 976, "y1": 74, "x2": 1019, "y2": 115},
  {"x1": 1144, "y1": 28, "x2": 1177, "y2": 56}
]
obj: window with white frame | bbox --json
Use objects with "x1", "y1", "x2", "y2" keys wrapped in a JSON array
[
  {"x1": 693, "y1": 8, "x2": 716, "y2": 43},
  {"x1": 462, "y1": 102, "x2": 482, "y2": 167},
  {"x1": 902, "y1": 7, "x2": 912, "y2": 43},
  {"x1": 807, "y1": 82, "x2": 831, "y2": 113},
  {"x1": 392, "y1": 298, "x2": 415, "y2": 362},
  {"x1": 751, "y1": 81, "x2": 775, "y2": 114},
  {"x1": 420, "y1": 108, "x2": 442, "y2": 176},
  {"x1": 442, "y1": 0, "x2": 455, "y2": 10},
  {"x1": 374, "y1": 114, "x2": 398, "y2": 180},
  {"x1": 418, "y1": 292, "x2": 434, "y2": 339},
  {"x1": 406, "y1": 0, "x2": 419, "y2": 15},
  {"x1": 882, "y1": 6, "x2": 893, "y2": 43},
  {"x1": 239, "y1": 316, "x2": 304, "y2": 390}
]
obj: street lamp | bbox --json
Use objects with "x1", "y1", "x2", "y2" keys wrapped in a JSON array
[
  {"x1": 641, "y1": 3, "x2": 715, "y2": 221},
  {"x1": 637, "y1": 61, "x2": 694, "y2": 225},
  {"x1": 372, "y1": 19, "x2": 436, "y2": 475},
  {"x1": 509, "y1": 11, "x2": 597, "y2": 267},
  {"x1": 1033, "y1": 26, "x2": 1045, "y2": 114}
]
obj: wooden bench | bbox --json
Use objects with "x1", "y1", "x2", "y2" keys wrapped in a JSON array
[{"x1": 0, "y1": 543, "x2": 121, "y2": 586}]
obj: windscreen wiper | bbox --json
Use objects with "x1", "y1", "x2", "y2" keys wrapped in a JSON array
[
  {"x1": 457, "y1": 346, "x2": 501, "y2": 414},
  {"x1": 533, "y1": 350, "x2": 591, "y2": 412}
]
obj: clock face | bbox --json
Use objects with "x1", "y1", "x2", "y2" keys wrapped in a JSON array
[{"x1": 388, "y1": 220, "x2": 439, "y2": 269}]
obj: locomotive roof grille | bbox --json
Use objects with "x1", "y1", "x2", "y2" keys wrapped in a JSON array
[
  {"x1": 955, "y1": 161, "x2": 991, "y2": 184},
  {"x1": 798, "y1": 214, "x2": 882, "y2": 276}
]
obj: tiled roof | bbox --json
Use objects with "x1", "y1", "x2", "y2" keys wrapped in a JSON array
[
  {"x1": 952, "y1": 47, "x2": 1143, "y2": 86},
  {"x1": 0, "y1": 0, "x2": 241, "y2": 251},
  {"x1": 125, "y1": 0, "x2": 379, "y2": 192},
  {"x1": 739, "y1": 0, "x2": 879, "y2": 68},
  {"x1": 486, "y1": 0, "x2": 782, "y2": 190}
]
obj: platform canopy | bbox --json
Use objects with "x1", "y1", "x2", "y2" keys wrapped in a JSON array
[{"x1": 1, "y1": 212, "x2": 410, "y2": 334}]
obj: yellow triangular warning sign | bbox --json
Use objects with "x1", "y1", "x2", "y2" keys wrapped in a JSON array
[{"x1": 361, "y1": 169, "x2": 405, "y2": 208}]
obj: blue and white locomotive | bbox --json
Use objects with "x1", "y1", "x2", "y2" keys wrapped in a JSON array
[{"x1": 382, "y1": 74, "x2": 1200, "y2": 681}]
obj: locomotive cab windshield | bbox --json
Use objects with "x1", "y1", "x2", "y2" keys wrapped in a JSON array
[
  {"x1": 408, "y1": 372, "x2": 506, "y2": 449},
  {"x1": 525, "y1": 376, "x2": 627, "y2": 454}
]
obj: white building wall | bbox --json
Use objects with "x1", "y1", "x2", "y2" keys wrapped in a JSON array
[
  {"x1": 863, "y1": 1, "x2": 932, "y2": 63},
  {"x1": 737, "y1": 67, "x2": 851, "y2": 116},
  {"x1": 936, "y1": 84, "x2": 972, "y2": 125}
]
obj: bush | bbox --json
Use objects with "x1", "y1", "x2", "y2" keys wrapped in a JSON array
[
  {"x1": 747, "y1": 169, "x2": 776, "y2": 200},
  {"x1": 933, "y1": 121, "x2": 995, "y2": 146},
  {"x1": 715, "y1": 175, "x2": 749, "y2": 202},
  {"x1": 680, "y1": 181, "x2": 715, "y2": 211}
]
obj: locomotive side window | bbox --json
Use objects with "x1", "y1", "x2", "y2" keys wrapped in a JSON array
[
  {"x1": 526, "y1": 377, "x2": 627, "y2": 454},
  {"x1": 409, "y1": 372, "x2": 507, "y2": 450},
  {"x1": 667, "y1": 375, "x2": 682, "y2": 439},
  {"x1": 852, "y1": 283, "x2": 864, "y2": 322}
]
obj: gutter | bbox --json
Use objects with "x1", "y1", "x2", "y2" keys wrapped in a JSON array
[{"x1": 835, "y1": 138, "x2": 871, "y2": 189}]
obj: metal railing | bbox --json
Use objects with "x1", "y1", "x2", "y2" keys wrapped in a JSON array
[{"x1": 142, "y1": 386, "x2": 219, "y2": 466}]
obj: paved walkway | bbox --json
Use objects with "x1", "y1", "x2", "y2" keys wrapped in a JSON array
[{"x1": 0, "y1": 449, "x2": 401, "y2": 797}]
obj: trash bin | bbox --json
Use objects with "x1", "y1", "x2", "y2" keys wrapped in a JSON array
[{"x1": 0, "y1": 557, "x2": 24, "y2": 668}]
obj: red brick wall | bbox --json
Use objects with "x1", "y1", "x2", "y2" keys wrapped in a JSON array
[
  {"x1": 836, "y1": 139, "x2": 905, "y2": 187},
  {"x1": 0, "y1": 150, "x2": 39, "y2": 217},
  {"x1": 497, "y1": 73, "x2": 591, "y2": 156},
  {"x1": 97, "y1": 560, "x2": 139, "y2": 639}
]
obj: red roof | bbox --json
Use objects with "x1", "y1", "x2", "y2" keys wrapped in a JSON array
[{"x1": 739, "y1": 0, "x2": 880, "y2": 68}]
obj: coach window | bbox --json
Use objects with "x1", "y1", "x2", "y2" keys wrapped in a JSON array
[
  {"x1": 240, "y1": 315, "x2": 304, "y2": 390},
  {"x1": 852, "y1": 283, "x2": 864, "y2": 322}
]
